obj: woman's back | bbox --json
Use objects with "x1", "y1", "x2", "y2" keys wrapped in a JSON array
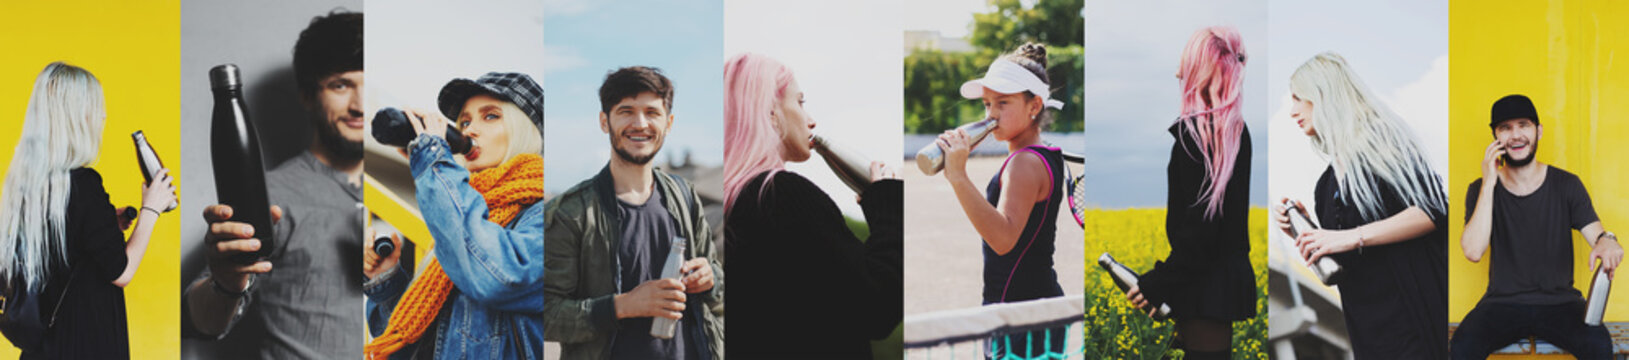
[{"x1": 26, "y1": 168, "x2": 129, "y2": 359}]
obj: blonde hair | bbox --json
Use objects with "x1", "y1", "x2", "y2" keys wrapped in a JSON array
[
  {"x1": 1290, "y1": 52, "x2": 1446, "y2": 221},
  {"x1": 502, "y1": 102, "x2": 543, "y2": 159},
  {"x1": 0, "y1": 62, "x2": 106, "y2": 290}
]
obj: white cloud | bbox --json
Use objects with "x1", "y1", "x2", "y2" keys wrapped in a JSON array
[
  {"x1": 1383, "y1": 54, "x2": 1450, "y2": 173},
  {"x1": 542, "y1": 44, "x2": 587, "y2": 72}
]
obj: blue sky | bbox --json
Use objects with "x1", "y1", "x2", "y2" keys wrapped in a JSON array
[
  {"x1": 543, "y1": 0, "x2": 724, "y2": 192},
  {"x1": 1083, "y1": 0, "x2": 1271, "y2": 208}
]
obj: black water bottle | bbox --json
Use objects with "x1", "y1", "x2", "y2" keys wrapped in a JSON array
[
  {"x1": 372, "y1": 232, "x2": 395, "y2": 258},
  {"x1": 210, "y1": 64, "x2": 274, "y2": 264},
  {"x1": 371, "y1": 107, "x2": 471, "y2": 154}
]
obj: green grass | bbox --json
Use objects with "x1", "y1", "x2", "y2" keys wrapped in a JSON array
[{"x1": 1081, "y1": 208, "x2": 1269, "y2": 359}]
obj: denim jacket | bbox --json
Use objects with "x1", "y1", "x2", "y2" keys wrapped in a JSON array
[{"x1": 365, "y1": 134, "x2": 546, "y2": 359}]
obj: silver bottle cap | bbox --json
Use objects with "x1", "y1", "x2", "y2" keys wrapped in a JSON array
[{"x1": 209, "y1": 64, "x2": 241, "y2": 90}]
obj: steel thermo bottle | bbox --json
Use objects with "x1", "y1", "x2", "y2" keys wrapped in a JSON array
[
  {"x1": 915, "y1": 118, "x2": 998, "y2": 175},
  {"x1": 811, "y1": 134, "x2": 874, "y2": 193},
  {"x1": 652, "y1": 237, "x2": 689, "y2": 339},
  {"x1": 131, "y1": 131, "x2": 177, "y2": 212},
  {"x1": 1283, "y1": 198, "x2": 1346, "y2": 285},
  {"x1": 1098, "y1": 253, "x2": 1172, "y2": 321}
]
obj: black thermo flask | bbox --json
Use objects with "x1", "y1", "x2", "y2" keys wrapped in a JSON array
[
  {"x1": 371, "y1": 107, "x2": 471, "y2": 154},
  {"x1": 210, "y1": 64, "x2": 274, "y2": 264}
]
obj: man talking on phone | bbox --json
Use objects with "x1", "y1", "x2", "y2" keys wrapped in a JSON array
[{"x1": 1450, "y1": 94, "x2": 1624, "y2": 359}]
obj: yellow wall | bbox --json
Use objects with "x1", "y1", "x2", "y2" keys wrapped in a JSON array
[
  {"x1": 1448, "y1": 0, "x2": 1629, "y2": 330},
  {"x1": 0, "y1": 1, "x2": 180, "y2": 358}
]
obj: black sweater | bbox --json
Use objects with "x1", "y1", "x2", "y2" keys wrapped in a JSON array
[
  {"x1": 724, "y1": 171, "x2": 903, "y2": 359},
  {"x1": 24, "y1": 168, "x2": 131, "y2": 359},
  {"x1": 1139, "y1": 120, "x2": 1257, "y2": 322}
]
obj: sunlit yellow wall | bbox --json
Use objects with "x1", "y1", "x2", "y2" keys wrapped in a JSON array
[
  {"x1": 1448, "y1": 0, "x2": 1629, "y2": 333},
  {"x1": 0, "y1": 1, "x2": 180, "y2": 358}
]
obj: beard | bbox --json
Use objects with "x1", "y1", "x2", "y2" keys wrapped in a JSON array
[
  {"x1": 611, "y1": 132, "x2": 663, "y2": 166},
  {"x1": 316, "y1": 117, "x2": 364, "y2": 164},
  {"x1": 1501, "y1": 139, "x2": 1537, "y2": 167}
]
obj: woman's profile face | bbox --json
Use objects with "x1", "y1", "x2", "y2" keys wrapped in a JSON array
[
  {"x1": 776, "y1": 77, "x2": 815, "y2": 163},
  {"x1": 456, "y1": 93, "x2": 517, "y2": 172},
  {"x1": 981, "y1": 88, "x2": 1036, "y2": 141},
  {"x1": 1289, "y1": 93, "x2": 1317, "y2": 137}
]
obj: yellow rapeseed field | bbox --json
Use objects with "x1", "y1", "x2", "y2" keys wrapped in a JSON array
[{"x1": 1082, "y1": 208, "x2": 1268, "y2": 359}]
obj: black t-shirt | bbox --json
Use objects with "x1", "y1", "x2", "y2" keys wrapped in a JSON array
[
  {"x1": 609, "y1": 185, "x2": 697, "y2": 360},
  {"x1": 1465, "y1": 165, "x2": 1599, "y2": 305}
]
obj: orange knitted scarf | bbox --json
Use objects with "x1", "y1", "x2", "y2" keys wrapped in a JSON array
[{"x1": 363, "y1": 153, "x2": 543, "y2": 359}]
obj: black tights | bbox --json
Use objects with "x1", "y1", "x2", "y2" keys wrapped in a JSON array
[{"x1": 1177, "y1": 318, "x2": 1231, "y2": 359}]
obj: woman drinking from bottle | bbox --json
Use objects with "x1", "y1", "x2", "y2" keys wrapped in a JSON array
[
  {"x1": 936, "y1": 42, "x2": 1068, "y2": 358},
  {"x1": 362, "y1": 72, "x2": 546, "y2": 359},
  {"x1": 721, "y1": 52, "x2": 904, "y2": 359}
]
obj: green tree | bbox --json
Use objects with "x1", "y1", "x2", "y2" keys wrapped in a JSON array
[
  {"x1": 905, "y1": 0, "x2": 1085, "y2": 134},
  {"x1": 969, "y1": 0, "x2": 1084, "y2": 53}
]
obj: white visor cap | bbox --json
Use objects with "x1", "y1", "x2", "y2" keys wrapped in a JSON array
[{"x1": 958, "y1": 58, "x2": 1065, "y2": 109}]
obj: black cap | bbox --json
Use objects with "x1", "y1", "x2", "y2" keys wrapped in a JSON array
[
  {"x1": 1491, "y1": 94, "x2": 1539, "y2": 128},
  {"x1": 438, "y1": 72, "x2": 544, "y2": 140}
]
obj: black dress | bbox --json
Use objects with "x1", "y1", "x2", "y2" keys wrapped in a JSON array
[
  {"x1": 725, "y1": 171, "x2": 902, "y2": 359},
  {"x1": 1312, "y1": 166, "x2": 1448, "y2": 359},
  {"x1": 1139, "y1": 119, "x2": 1256, "y2": 322},
  {"x1": 22, "y1": 168, "x2": 131, "y2": 359}
]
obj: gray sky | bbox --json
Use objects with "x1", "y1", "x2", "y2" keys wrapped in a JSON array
[{"x1": 1084, "y1": 0, "x2": 1270, "y2": 208}]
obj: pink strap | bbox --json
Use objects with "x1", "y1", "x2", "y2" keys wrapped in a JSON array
[{"x1": 996, "y1": 146, "x2": 1059, "y2": 301}]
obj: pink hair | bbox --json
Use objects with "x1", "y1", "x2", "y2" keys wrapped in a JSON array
[
  {"x1": 1175, "y1": 26, "x2": 1247, "y2": 219},
  {"x1": 723, "y1": 53, "x2": 796, "y2": 214}
]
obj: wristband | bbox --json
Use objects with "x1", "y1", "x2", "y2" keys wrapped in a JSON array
[
  {"x1": 1356, "y1": 230, "x2": 1366, "y2": 255},
  {"x1": 140, "y1": 206, "x2": 162, "y2": 218}
]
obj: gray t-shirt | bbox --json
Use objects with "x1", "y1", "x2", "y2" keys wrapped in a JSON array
[
  {"x1": 609, "y1": 185, "x2": 698, "y2": 360},
  {"x1": 190, "y1": 151, "x2": 366, "y2": 358},
  {"x1": 1465, "y1": 165, "x2": 1599, "y2": 305}
]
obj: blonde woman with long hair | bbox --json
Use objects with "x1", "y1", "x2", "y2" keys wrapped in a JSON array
[
  {"x1": 0, "y1": 62, "x2": 175, "y2": 359},
  {"x1": 1272, "y1": 52, "x2": 1449, "y2": 358}
]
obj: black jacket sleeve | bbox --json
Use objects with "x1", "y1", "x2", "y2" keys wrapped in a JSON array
[
  {"x1": 68, "y1": 169, "x2": 129, "y2": 284},
  {"x1": 761, "y1": 173, "x2": 903, "y2": 339},
  {"x1": 1138, "y1": 125, "x2": 1240, "y2": 305}
]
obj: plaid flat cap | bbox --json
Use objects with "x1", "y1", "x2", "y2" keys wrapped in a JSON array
[{"x1": 438, "y1": 72, "x2": 545, "y2": 139}]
